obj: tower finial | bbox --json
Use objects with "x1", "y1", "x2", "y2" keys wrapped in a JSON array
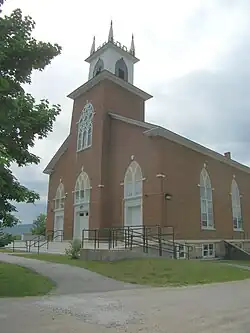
[
  {"x1": 130, "y1": 34, "x2": 135, "y2": 55},
  {"x1": 108, "y1": 20, "x2": 114, "y2": 42},
  {"x1": 90, "y1": 36, "x2": 95, "y2": 55}
]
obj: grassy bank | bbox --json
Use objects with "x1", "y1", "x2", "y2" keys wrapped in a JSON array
[
  {"x1": 0, "y1": 262, "x2": 54, "y2": 297},
  {"x1": 11, "y1": 253, "x2": 250, "y2": 286}
]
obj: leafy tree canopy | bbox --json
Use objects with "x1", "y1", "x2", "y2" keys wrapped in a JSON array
[
  {"x1": 31, "y1": 213, "x2": 46, "y2": 236},
  {"x1": 0, "y1": 1, "x2": 61, "y2": 228}
]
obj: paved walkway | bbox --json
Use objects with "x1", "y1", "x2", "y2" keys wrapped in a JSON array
[
  {"x1": 1, "y1": 253, "x2": 250, "y2": 332},
  {"x1": 0, "y1": 253, "x2": 142, "y2": 295}
]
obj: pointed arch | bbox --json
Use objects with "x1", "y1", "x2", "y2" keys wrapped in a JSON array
[
  {"x1": 115, "y1": 58, "x2": 128, "y2": 81},
  {"x1": 124, "y1": 161, "x2": 143, "y2": 198},
  {"x1": 55, "y1": 183, "x2": 65, "y2": 210},
  {"x1": 74, "y1": 171, "x2": 91, "y2": 205},
  {"x1": 200, "y1": 168, "x2": 214, "y2": 229},
  {"x1": 77, "y1": 102, "x2": 94, "y2": 151},
  {"x1": 93, "y1": 58, "x2": 104, "y2": 77},
  {"x1": 231, "y1": 179, "x2": 243, "y2": 230}
]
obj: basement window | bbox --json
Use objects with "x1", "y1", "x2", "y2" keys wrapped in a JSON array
[{"x1": 202, "y1": 243, "x2": 215, "y2": 258}]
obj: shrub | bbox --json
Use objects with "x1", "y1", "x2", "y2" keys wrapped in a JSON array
[
  {"x1": 0, "y1": 232, "x2": 12, "y2": 247},
  {"x1": 65, "y1": 239, "x2": 81, "y2": 259}
]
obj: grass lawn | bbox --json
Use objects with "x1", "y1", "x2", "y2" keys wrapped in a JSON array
[
  {"x1": 12, "y1": 253, "x2": 250, "y2": 286},
  {"x1": 219, "y1": 260, "x2": 250, "y2": 267},
  {"x1": 0, "y1": 248, "x2": 14, "y2": 253},
  {"x1": 0, "y1": 262, "x2": 54, "y2": 297}
]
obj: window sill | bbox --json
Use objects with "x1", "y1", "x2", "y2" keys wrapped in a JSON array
[
  {"x1": 233, "y1": 228, "x2": 244, "y2": 232},
  {"x1": 201, "y1": 227, "x2": 216, "y2": 231},
  {"x1": 77, "y1": 145, "x2": 91, "y2": 153}
]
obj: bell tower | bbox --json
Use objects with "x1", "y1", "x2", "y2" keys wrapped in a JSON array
[{"x1": 85, "y1": 21, "x2": 139, "y2": 84}]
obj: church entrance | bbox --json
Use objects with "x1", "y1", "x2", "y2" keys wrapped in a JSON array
[
  {"x1": 54, "y1": 213, "x2": 64, "y2": 242},
  {"x1": 73, "y1": 208, "x2": 89, "y2": 240},
  {"x1": 124, "y1": 199, "x2": 142, "y2": 228}
]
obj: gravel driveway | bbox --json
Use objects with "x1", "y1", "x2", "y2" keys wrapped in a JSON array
[
  {"x1": 0, "y1": 252, "x2": 143, "y2": 294},
  {"x1": 1, "y1": 253, "x2": 250, "y2": 332}
]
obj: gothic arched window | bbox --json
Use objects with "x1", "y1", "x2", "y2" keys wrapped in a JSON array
[
  {"x1": 200, "y1": 168, "x2": 214, "y2": 229},
  {"x1": 74, "y1": 171, "x2": 91, "y2": 205},
  {"x1": 115, "y1": 58, "x2": 128, "y2": 81},
  {"x1": 77, "y1": 102, "x2": 94, "y2": 151},
  {"x1": 124, "y1": 161, "x2": 143, "y2": 198},
  {"x1": 55, "y1": 183, "x2": 65, "y2": 210},
  {"x1": 231, "y1": 179, "x2": 243, "y2": 230},
  {"x1": 93, "y1": 58, "x2": 104, "y2": 77}
]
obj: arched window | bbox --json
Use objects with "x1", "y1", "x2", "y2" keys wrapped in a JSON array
[
  {"x1": 231, "y1": 179, "x2": 243, "y2": 230},
  {"x1": 74, "y1": 171, "x2": 91, "y2": 204},
  {"x1": 55, "y1": 183, "x2": 65, "y2": 210},
  {"x1": 200, "y1": 168, "x2": 214, "y2": 229},
  {"x1": 77, "y1": 102, "x2": 94, "y2": 151},
  {"x1": 124, "y1": 161, "x2": 143, "y2": 198},
  {"x1": 115, "y1": 58, "x2": 128, "y2": 81},
  {"x1": 93, "y1": 58, "x2": 104, "y2": 77}
]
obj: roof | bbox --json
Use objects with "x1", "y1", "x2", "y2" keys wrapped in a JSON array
[
  {"x1": 109, "y1": 113, "x2": 250, "y2": 174},
  {"x1": 67, "y1": 70, "x2": 152, "y2": 101},
  {"x1": 85, "y1": 41, "x2": 139, "y2": 64},
  {"x1": 43, "y1": 136, "x2": 70, "y2": 174},
  {"x1": 44, "y1": 113, "x2": 250, "y2": 175}
]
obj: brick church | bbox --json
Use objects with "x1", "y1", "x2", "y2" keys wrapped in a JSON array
[{"x1": 44, "y1": 22, "x2": 250, "y2": 258}]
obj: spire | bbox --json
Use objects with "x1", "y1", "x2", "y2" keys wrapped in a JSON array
[
  {"x1": 130, "y1": 34, "x2": 135, "y2": 55},
  {"x1": 90, "y1": 36, "x2": 95, "y2": 55},
  {"x1": 108, "y1": 20, "x2": 114, "y2": 42}
]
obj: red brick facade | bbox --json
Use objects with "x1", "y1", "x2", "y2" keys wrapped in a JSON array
[{"x1": 45, "y1": 74, "x2": 250, "y2": 242}]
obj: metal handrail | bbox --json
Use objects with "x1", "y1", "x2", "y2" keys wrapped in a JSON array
[{"x1": 81, "y1": 225, "x2": 191, "y2": 259}]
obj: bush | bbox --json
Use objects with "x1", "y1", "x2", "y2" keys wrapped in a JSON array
[
  {"x1": 65, "y1": 239, "x2": 81, "y2": 259},
  {"x1": 0, "y1": 232, "x2": 12, "y2": 247}
]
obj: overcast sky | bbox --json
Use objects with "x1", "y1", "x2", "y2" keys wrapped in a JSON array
[{"x1": 3, "y1": 0, "x2": 250, "y2": 223}]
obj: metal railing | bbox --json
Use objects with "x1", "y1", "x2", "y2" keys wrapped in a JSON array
[
  {"x1": 7, "y1": 230, "x2": 64, "y2": 254},
  {"x1": 81, "y1": 225, "x2": 191, "y2": 259}
]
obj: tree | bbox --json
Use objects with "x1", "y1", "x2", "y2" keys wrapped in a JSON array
[
  {"x1": 31, "y1": 213, "x2": 46, "y2": 236},
  {"x1": 0, "y1": 1, "x2": 61, "y2": 228}
]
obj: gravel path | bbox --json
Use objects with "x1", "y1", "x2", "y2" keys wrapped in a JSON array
[
  {"x1": 1, "y1": 253, "x2": 250, "y2": 332},
  {"x1": 0, "y1": 252, "x2": 143, "y2": 295}
]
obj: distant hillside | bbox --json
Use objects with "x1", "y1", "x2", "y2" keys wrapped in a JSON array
[
  {"x1": 3, "y1": 224, "x2": 33, "y2": 235},
  {"x1": 15, "y1": 202, "x2": 47, "y2": 224}
]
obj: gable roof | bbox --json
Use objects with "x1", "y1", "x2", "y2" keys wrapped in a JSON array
[
  {"x1": 43, "y1": 112, "x2": 250, "y2": 175},
  {"x1": 109, "y1": 113, "x2": 250, "y2": 174},
  {"x1": 67, "y1": 70, "x2": 152, "y2": 101},
  {"x1": 43, "y1": 136, "x2": 70, "y2": 174}
]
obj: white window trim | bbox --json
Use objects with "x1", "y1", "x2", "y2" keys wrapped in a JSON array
[
  {"x1": 200, "y1": 168, "x2": 215, "y2": 230},
  {"x1": 231, "y1": 180, "x2": 243, "y2": 231},
  {"x1": 233, "y1": 228, "x2": 244, "y2": 232},
  {"x1": 76, "y1": 103, "x2": 94, "y2": 152},
  {"x1": 176, "y1": 244, "x2": 187, "y2": 259},
  {"x1": 202, "y1": 243, "x2": 215, "y2": 258}
]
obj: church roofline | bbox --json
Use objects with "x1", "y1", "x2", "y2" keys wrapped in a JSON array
[
  {"x1": 43, "y1": 136, "x2": 70, "y2": 175},
  {"x1": 85, "y1": 40, "x2": 140, "y2": 64},
  {"x1": 109, "y1": 113, "x2": 250, "y2": 174},
  {"x1": 67, "y1": 70, "x2": 152, "y2": 101}
]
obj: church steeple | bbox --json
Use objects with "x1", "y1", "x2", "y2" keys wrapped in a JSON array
[
  {"x1": 130, "y1": 34, "x2": 135, "y2": 56},
  {"x1": 108, "y1": 20, "x2": 114, "y2": 42},
  {"x1": 90, "y1": 36, "x2": 95, "y2": 55},
  {"x1": 85, "y1": 21, "x2": 139, "y2": 84}
]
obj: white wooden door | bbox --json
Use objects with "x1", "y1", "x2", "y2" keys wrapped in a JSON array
[
  {"x1": 74, "y1": 211, "x2": 89, "y2": 240},
  {"x1": 79, "y1": 211, "x2": 89, "y2": 240},
  {"x1": 54, "y1": 215, "x2": 64, "y2": 241}
]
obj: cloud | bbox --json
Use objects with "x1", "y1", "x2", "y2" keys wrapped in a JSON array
[{"x1": 2, "y1": 0, "x2": 250, "y2": 221}]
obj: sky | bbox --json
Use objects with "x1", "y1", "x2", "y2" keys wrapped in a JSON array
[{"x1": 2, "y1": 0, "x2": 250, "y2": 223}]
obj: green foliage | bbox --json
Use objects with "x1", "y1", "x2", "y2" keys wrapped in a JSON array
[
  {"x1": 0, "y1": 1, "x2": 61, "y2": 227},
  {"x1": 0, "y1": 231, "x2": 12, "y2": 247},
  {"x1": 31, "y1": 213, "x2": 46, "y2": 235},
  {"x1": 65, "y1": 239, "x2": 81, "y2": 259}
]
